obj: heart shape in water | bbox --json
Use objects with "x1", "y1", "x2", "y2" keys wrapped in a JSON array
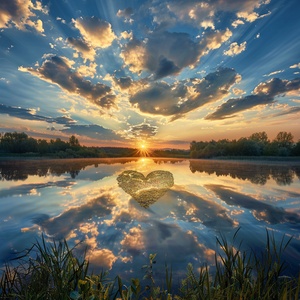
[{"x1": 117, "y1": 170, "x2": 174, "y2": 208}]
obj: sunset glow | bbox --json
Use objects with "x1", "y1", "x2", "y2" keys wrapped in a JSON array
[{"x1": 0, "y1": 0, "x2": 299, "y2": 148}]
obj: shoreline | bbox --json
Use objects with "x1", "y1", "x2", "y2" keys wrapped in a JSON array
[{"x1": 1, "y1": 155, "x2": 300, "y2": 166}]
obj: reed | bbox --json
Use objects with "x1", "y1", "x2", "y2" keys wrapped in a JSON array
[{"x1": 1, "y1": 230, "x2": 299, "y2": 299}]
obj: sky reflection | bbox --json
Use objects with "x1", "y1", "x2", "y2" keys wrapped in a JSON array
[{"x1": 0, "y1": 158, "x2": 300, "y2": 281}]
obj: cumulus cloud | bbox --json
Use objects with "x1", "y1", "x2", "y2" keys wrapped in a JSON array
[
  {"x1": 66, "y1": 37, "x2": 96, "y2": 61},
  {"x1": 126, "y1": 121, "x2": 158, "y2": 139},
  {"x1": 121, "y1": 29, "x2": 232, "y2": 79},
  {"x1": 77, "y1": 62, "x2": 97, "y2": 78},
  {"x1": 113, "y1": 76, "x2": 133, "y2": 90},
  {"x1": 206, "y1": 77, "x2": 300, "y2": 120},
  {"x1": 34, "y1": 193, "x2": 116, "y2": 239},
  {"x1": 117, "y1": 7, "x2": 134, "y2": 23},
  {"x1": 87, "y1": 248, "x2": 117, "y2": 270},
  {"x1": 224, "y1": 41, "x2": 247, "y2": 56},
  {"x1": 130, "y1": 68, "x2": 239, "y2": 119},
  {"x1": 146, "y1": 0, "x2": 270, "y2": 29},
  {"x1": 0, "y1": 0, "x2": 46, "y2": 33},
  {"x1": 19, "y1": 55, "x2": 117, "y2": 109},
  {"x1": 120, "y1": 226, "x2": 145, "y2": 255},
  {"x1": 72, "y1": 16, "x2": 116, "y2": 49}
]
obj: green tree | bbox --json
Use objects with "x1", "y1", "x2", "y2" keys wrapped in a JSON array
[
  {"x1": 69, "y1": 135, "x2": 80, "y2": 147},
  {"x1": 274, "y1": 131, "x2": 294, "y2": 148}
]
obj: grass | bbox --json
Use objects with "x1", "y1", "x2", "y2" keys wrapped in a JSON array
[{"x1": 1, "y1": 230, "x2": 299, "y2": 299}]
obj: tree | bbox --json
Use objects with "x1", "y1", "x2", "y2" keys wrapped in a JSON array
[
  {"x1": 249, "y1": 132, "x2": 268, "y2": 143},
  {"x1": 274, "y1": 132, "x2": 294, "y2": 148},
  {"x1": 69, "y1": 135, "x2": 80, "y2": 147}
]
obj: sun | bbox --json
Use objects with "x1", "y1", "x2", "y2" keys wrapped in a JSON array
[{"x1": 136, "y1": 141, "x2": 152, "y2": 157}]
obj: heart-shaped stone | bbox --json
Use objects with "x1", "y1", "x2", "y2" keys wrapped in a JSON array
[{"x1": 117, "y1": 170, "x2": 174, "y2": 208}]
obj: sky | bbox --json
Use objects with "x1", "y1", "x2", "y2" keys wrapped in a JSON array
[{"x1": 0, "y1": 0, "x2": 299, "y2": 149}]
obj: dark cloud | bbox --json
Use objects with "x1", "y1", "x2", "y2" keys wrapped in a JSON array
[
  {"x1": 0, "y1": 104, "x2": 76, "y2": 125},
  {"x1": 121, "y1": 29, "x2": 231, "y2": 78},
  {"x1": 130, "y1": 68, "x2": 238, "y2": 118},
  {"x1": 127, "y1": 122, "x2": 158, "y2": 139},
  {"x1": 61, "y1": 124, "x2": 121, "y2": 141},
  {"x1": 206, "y1": 77, "x2": 300, "y2": 120},
  {"x1": 66, "y1": 37, "x2": 96, "y2": 61},
  {"x1": 117, "y1": 7, "x2": 134, "y2": 18},
  {"x1": 113, "y1": 76, "x2": 133, "y2": 89},
  {"x1": 156, "y1": 57, "x2": 180, "y2": 79},
  {"x1": 0, "y1": 0, "x2": 46, "y2": 32},
  {"x1": 34, "y1": 193, "x2": 116, "y2": 239},
  {"x1": 67, "y1": 37, "x2": 90, "y2": 52},
  {"x1": 206, "y1": 184, "x2": 300, "y2": 225},
  {"x1": 20, "y1": 55, "x2": 117, "y2": 109},
  {"x1": 144, "y1": 221, "x2": 210, "y2": 261},
  {"x1": 166, "y1": 188, "x2": 235, "y2": 229}
]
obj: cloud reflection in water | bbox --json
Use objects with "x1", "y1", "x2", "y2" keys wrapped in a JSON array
[{"x1": 1, "y1": 158, "x2": 300, "y2": 280}]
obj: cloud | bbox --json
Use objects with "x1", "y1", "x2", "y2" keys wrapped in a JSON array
[
  {"x1": 66, "y1": 37, "x2": 96, "y2": 61},
  {"x1": 0, "y1": 104, "x2": 76, "y2": 125},
  {"x1": 206, "y1": 77, "x2": 300, "y2": 120},
  {"x1": 232, "y1": 88, "x2": 246, "y2": 95},
  {"x1": 121, "y1": 29, "x2": 232, "y2": 78},
  {"x1": 264, "y1": 70, "x2": 284, "y2": 77},
  {"x1": 113, "y1": 76, "x2": 133, "y2": 90},
  {"x1": 61, "y1": 124, "x2": 121, "y2": 141},
  {"x1": 0, "y1": 0, "x2": 46, "y2": 33},
  {"x1": 146, "y1": 0, "x2": 270, "y2": 30},
  {"x1": 19, "y1": 55, "x2": 117, "y2": 109},
  {"x1": 130, "y1": 68, "x2": 239, "y2": 119},
  {"x1": 87, "y1": 248, "x2": 117, "y2": 270},
  {"x1": 72, "y1": 16, "x2": 116, "y2": 49},
  {"x1": 117, "y1": 7, "x2": 134, "y2": 23},
  {"x1": 290, "y1": 63, "x2": 300, "y2": 69},
  {"x1": 126, "y1": 122, "x2": 158, "y2": 139},
  {"x1": 237, "y1": 10, "x2": 271, "y2": 23},
  {"x1": 232, "y1": 19, "x2": 245, "y2": 28},
  {"x1": 224, "y1": 41, "x2": 247, "y2": 56},
  {"x1": 273, "y1": 106, "x2": 300, "y2": 117},
  {"x1": 120, "y1": 226, "x2": 145, "y2": 255},
  {"x1": 35, "y1": 193, "x2": 116, "y2": 239},
  {"x1": 77, "y1": 62, "x2": 97, "y2": 78},
  {"x1": 143, "y1": 220, "x2": 215, "y2": 262},
  {"x1": 207, "y1": 184, "x2": 300, "y2": 225}
]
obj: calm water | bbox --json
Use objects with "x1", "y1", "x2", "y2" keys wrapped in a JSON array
[{"x1": 1, "y1": 158, "x2": 300, "y2": 282}]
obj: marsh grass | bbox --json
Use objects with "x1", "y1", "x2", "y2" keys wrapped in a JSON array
[{"x1": 1, "y1": 230, "x2": 299, "y2": 299}]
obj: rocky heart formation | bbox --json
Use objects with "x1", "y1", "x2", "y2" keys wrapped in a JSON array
[{"x1": 117, "y1": 170, "x2": 174, "y2": 208}]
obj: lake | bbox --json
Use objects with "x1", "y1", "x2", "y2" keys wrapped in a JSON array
[{"x1": 1, "y1": 157, "x2": 300, "y2": 283}]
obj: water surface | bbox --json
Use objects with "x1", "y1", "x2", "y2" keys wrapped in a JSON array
[{"x1": 1, "y1": 158, "x2": 300, "y2": 282}]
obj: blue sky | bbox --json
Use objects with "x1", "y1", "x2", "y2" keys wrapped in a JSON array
[{"x1": 0, "y1": 0, "x2": 299, "y2": 148}]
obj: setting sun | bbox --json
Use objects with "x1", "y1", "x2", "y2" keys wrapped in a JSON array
[{"x1": 136, "y1": 142, "x2": 152, "y2": 157}]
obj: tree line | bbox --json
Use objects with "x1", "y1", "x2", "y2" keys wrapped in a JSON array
[
  {"x1": 190, "y1": 131, "x2": 300, "y2": 158},
  {"x1": 0, "y1": 132, "x2": 135, "y2": 158}
]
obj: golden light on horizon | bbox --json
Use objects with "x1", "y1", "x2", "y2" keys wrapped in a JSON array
[{"x1": 136, "y1": 141, "x2": 152, "y2": 157}]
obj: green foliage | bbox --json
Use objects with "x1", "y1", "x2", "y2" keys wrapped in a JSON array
[
  {"x1": 190, "y1": 131, "x2": 299, "y2": 158},
  {"x1": 1, "y1": 230, "x2": 299, "y2": 299}
]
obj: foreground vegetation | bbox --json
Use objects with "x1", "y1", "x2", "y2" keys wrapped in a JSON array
[{"x1": 1, "y1": 230, "x2": 299, "y2": 299}]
